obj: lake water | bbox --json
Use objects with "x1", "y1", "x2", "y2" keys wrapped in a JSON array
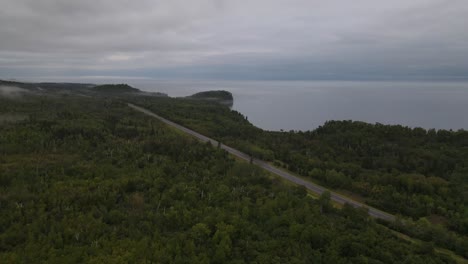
[{"x1": 130, "y1": 80, "x2": 468, "y2": 132}]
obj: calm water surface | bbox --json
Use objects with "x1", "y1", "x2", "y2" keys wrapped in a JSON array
[{"x1": 131, "y1": 80, "x2": 468, "y2": 131}]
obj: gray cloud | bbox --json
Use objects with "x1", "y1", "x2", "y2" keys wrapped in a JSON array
[{"x1": 1, "y1": 0, "x2": 468, "y2": 80}]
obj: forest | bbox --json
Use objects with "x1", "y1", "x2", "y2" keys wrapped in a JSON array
[
  {"x1": 92, "y1": 84, "x2": 141, "y2": 93},
  {"x1": 188, "y1": 91, "x2": 234, "y2": 101},
  {"x1": 0, "y1": 92, "x2": 464, "y2": 263},
  {"x1": 132, "y1": 95, "x2": 468, "y2": 258}
]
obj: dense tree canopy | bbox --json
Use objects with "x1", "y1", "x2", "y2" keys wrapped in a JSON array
[
  {"x1": 132, "y1": 96, "x2": 468, "y2": 257},
  {"x1": 0, "y1": 94, "x2": 462, "y2": 263},
  {"x1": 92, "y1": 84, "x2": 140, "y2": 93},
  {"x1": 188, "y1": 90, "x2": 234, "y2": 101}
]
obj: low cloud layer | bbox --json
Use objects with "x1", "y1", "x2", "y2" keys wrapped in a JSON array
[
  {"x1": 0, "y1": 86, "x2": 29, "y2": 98},
  {"x1": 1, "y1": 0, "x2": 468, "y2": 80}
]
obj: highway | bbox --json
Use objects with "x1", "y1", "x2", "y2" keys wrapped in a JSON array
[{"x1": 128, "y1": 103, "x2": 396, "y2": 222}]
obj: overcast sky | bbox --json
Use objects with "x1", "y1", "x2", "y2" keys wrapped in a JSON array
[{"x1": 1, "y1": 0, "x2": 468, "y2": 81}]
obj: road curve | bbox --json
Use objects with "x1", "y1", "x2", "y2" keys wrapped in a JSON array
[{"x1": 128, "y1": 103, "x2": 396, "y2": 222}]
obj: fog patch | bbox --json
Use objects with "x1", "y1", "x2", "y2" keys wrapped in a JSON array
[{"x1": 0, "y1": 86, "x2": 29, "y2": 98}]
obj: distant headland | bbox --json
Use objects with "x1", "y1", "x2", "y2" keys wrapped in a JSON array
[{"x1": 0, "y1": 80, "x2": 233, "y2": 106}]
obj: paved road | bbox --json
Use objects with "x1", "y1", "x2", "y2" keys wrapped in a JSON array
[{"x1": 128, "y1": 103, "x2": 396, "y2": 222}]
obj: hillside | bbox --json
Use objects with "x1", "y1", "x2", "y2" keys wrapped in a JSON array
[
  {"x1": 92, "y1": 84, "x2": 140, "y2": 93},
  {"x1": 0, "y1": 80, "x2": 170, "y2": 98},
  {"x1": 189, "y1": 90, "x2": 233, "y2": 101}
]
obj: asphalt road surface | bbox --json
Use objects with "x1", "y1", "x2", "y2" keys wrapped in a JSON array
[{"x1": 128, "y1": 103, "x2": 396, "y2": 222}]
